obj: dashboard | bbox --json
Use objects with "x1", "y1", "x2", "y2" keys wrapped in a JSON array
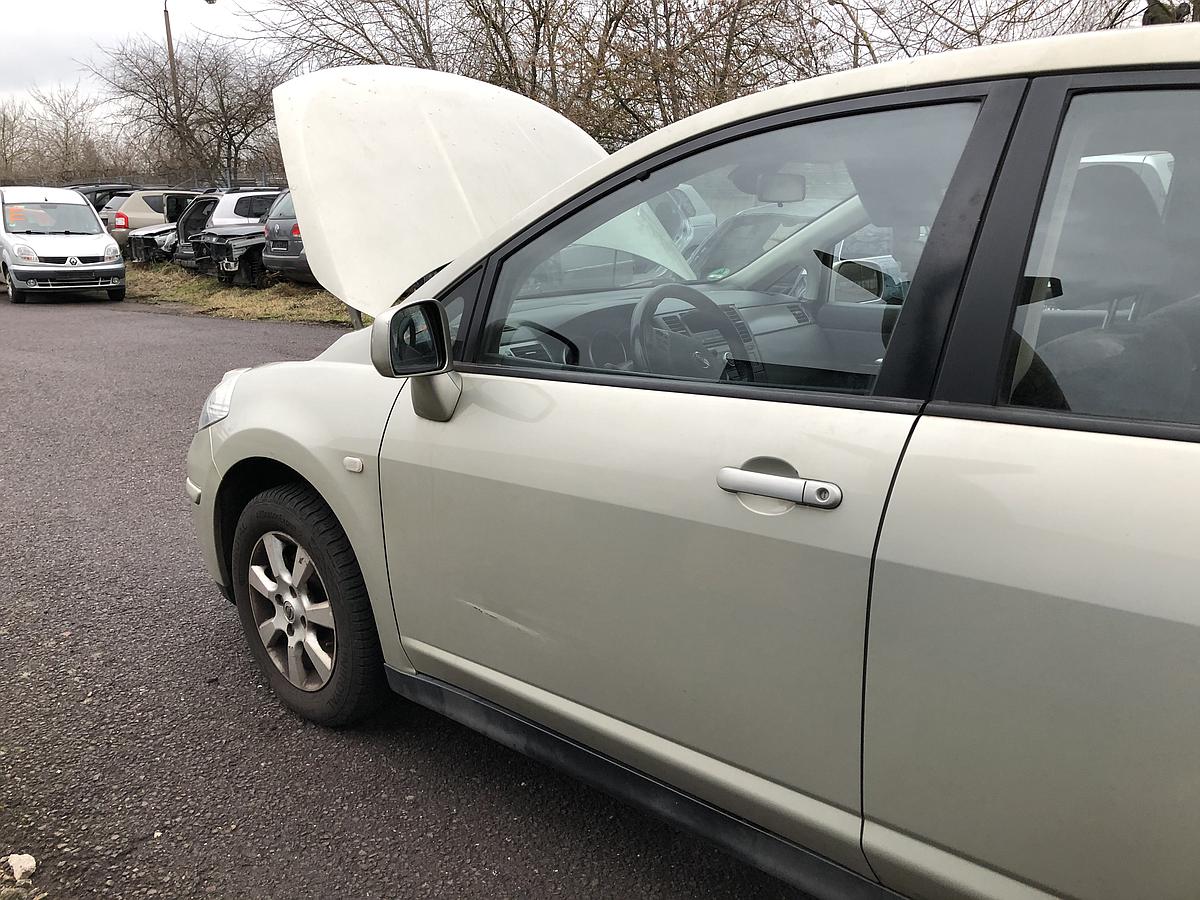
[{"x1": 496, "y1": 288, "x2": 816, "y2": 376}]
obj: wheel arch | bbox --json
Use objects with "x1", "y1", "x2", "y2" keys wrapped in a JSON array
[
  {"x1": 209, "y1": 436, "x2": 414, "y2": 674},
  {"x1": 213, "y1": 456, "x2": 315, "y2": 596}
]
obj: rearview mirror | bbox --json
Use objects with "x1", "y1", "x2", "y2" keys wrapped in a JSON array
[
  {"x1": 370, "y1": 297, "x2": 461, "y2": 421},
  {"x1": 756, "y1": 173, "x2": 806, "y2": 205}
]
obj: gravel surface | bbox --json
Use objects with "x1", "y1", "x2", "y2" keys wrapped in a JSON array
[{"x1": 0, "y1": 297, "x2": 806, "y2": 900}]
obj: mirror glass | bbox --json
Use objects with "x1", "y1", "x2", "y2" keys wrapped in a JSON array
[
  {"x1": 833, "y1": 259, "x2": 885, "y2": 300},
  {"x1": 390, "y1": 302, "x2": 446, "y2": 375}
]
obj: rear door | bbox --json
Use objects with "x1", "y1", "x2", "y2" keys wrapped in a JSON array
[
  {"x1": 380, "y1": 81, "x2": 1023, "y2": 875},
  {"x1": 865, "y1": 73, "x2": 1200, "y2": 900}
]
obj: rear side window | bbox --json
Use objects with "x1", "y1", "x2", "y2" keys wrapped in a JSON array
[
  {"x1": 234, "y1": 196, "x2": 276, "y2": 219},
  {"x1": 1004, "y1": 89, "x2": 1200, "y2": 425},
  {"x1": 270, "y1": 192, "x2": 295, "y2": 218},
  {"x1": 101, "y1": 193, "x2": 131, "y2": 212},
  {"x1": 143, "y1": 194, "x2": 165, "y2": 214}
]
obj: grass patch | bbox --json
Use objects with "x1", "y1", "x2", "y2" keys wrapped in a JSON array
[{"x1": 126, "y1": 263, "x2": 361, "y2": 327}]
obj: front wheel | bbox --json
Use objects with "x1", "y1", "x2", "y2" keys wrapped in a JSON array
[
  {"x1": 107, "y1": 287, "x2": 126, "y2": 301},
  {"x1": 7, "y1": 270, "x2": 26, "y2": 303},
  {"x1": 231, "y1": 483, "x2": 387, "y2": 726}
]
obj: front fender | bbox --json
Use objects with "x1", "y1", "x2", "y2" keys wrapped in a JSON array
[{"x1": 209, "y1": 359, "x2": 414, "y2": 672}]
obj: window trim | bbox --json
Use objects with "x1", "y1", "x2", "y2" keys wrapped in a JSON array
[
  {"x1": 933, "y1": 68, "x2": 1200, "y2": 441},
  {"x1": 458, "y1": 79, "x2": 1028, "y2": 409},
  {"x1": 925, "y1": 401, "x2": 1200, "y2": 445},
  {"x1": 437, "y1": 265, "x2": 484, "y2": 361}
]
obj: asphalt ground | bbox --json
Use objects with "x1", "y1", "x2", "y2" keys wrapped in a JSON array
[{"x1": 0, "y1": 295, "x2": 805, "y2": 900}]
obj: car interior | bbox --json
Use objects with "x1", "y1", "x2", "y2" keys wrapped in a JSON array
[
  {"x1": 477, "y1": 101, "x2": 982, "y2": 395},
  {"x1": 1007, "y1": 90, "x2": 1200, "y2": 425},
  {"x1": 177, "y1": 197, "x2": 219, "y2": 250}
]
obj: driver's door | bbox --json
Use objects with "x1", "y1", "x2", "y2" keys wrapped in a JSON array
[{"x1": 379, "y1": 85, "x2": 1015, "y2": 872}]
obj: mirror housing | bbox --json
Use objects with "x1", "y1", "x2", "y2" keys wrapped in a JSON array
[
  {"x1": 370, "y1": 297, "x2": 461, "y2": 421},
  {"x1": 371, "y1": 297, "x2": 452, "y2": 377}
]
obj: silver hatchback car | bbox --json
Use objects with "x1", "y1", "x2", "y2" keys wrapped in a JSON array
[{"x1": 189, "y1": 27, "x2": 1200, "y2": 900}]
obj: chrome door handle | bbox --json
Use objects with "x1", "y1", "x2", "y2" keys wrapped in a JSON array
[{"x1": 716, "y1": 467, "x2": 843, "y2": 509}]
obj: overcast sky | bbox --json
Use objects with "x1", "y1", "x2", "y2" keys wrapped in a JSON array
[{"x1": 5, "y1": 0, "x2": 259, "y2": 100}]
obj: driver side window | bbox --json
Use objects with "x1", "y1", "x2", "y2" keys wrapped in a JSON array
[{"x1": 479, "y1": 101, "x2": 980, "y2": 396}]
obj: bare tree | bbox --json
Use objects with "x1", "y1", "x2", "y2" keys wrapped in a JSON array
[
  {"x1": 0, "y1": 99, "x2": 31, "y2": 182},
  {"x1": 28, "y1": 83, "x2": 99, "y2": 183},
  {"x1": 91, "y1": 35, "x2": 292, "y2": 185}
]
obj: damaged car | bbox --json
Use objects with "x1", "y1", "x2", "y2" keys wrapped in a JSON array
[
  {"x1": 175, "y1": 188, "x2": 279, "y2": 272},
  {"x1": 195, "y1": 220, "x2": 270, "y2": 287},
  {"x1": 127, "y1": 222, "x2": 178, "y2": 263}
]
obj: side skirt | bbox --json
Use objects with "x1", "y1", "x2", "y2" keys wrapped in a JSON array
[{"x1": 385, "y1": 667, "x2": 902, "y2": 900}]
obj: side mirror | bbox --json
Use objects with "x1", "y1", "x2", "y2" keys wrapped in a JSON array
[
  {"x1": 370, "y1": 297, "x2": 461, "y2": 421},
  {"x1": 832, "y1": 259, "x2": 886, "y2": 300}
]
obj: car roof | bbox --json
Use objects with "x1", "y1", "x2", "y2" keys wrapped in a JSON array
[
  {"x1": 2, "y1": 186, "x2": 91, "y2": 205},
  {"x1": 68, "y1": 183, "x2": 134, "y2": 191},
  {"x1": 218, "y1": 190, "x2": 280, "y2": 203},
  {"x1": 128, "y1": 189, "x2": 198, "y2": 198}
]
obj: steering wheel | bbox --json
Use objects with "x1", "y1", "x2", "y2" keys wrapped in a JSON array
[{"x1": 629, "y1": 283, "x2": 751, "y2": 380}]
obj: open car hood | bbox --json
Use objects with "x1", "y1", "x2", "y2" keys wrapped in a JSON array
[{"x1": 274, "y1": 67, "x2": 608, "y2": 316}]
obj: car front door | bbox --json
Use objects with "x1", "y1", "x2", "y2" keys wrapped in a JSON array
[
  {"x1": 164, "y1": 193, "x2": 190, "y2": 223},
  {"x1": 864, "y1": 75, "x2": 1200, "y2": 900},
  {"x1": 379, "y1": 82, "x2": 1021, "y2": 874}
]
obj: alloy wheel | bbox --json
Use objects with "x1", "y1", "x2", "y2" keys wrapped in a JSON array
[{"x1": 247, "y1": 531, "x2": 337, "y2": 691}]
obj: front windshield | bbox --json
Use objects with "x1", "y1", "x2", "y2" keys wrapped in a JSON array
[
  {"x1": 503, "y1": 133, "x2": 867, "y2": 303},
  {"x1": 5, "y1": 202, "x2": 103, "y2": 235}
]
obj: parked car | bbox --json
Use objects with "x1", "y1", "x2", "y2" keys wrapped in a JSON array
[
  {"x1": 66, "y1": 182, "x2": 138, "y2": 211},
  {"x1": 687, "y1": 199, "x2": 833, "y2": 282},
  {"x1": 261, "y1": 190, "x2": 315, "y2": 283},
  {"x1": 101, "y1": 189, "x2": 199, "y2": 249},
  {"x1": 1, "y1": 186, "x2": 124, "y2": 303},
  {"x1": 190, "y1": 29, "x2": 1200, "y2": 900},
  {"x1": 174, "y1": 188, "x2": 280, "y2": 272},
  {"x1": 649, "y1": 184, "x2": 716, "y2": 257}
]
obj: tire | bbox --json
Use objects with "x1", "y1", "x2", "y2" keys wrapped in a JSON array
[
  {"x1": 231, "y1": 483, "x2": 387, "y2": 726},
  {"x1": 6, "y1": 269, "x2": 26, "y2": 304},
  {"x1": 107, "y1": 287, "x2": 126, "y2": 302},
  {"x1": 248, "y1": 257, "x2": 268, "y2": 290}
]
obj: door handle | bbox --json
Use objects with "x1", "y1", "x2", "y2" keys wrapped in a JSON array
[{"x1": 716, "y1": 467, "x2": 843, "y2": 510}]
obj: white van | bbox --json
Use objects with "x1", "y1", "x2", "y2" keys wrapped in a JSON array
[{"x1": 1, "y1": 186, "x2": 125, "y2": 303}]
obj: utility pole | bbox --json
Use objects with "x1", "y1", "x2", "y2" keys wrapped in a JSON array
[{"x1": 164, "y1": 0, "x2": 216, "y2": 180}]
